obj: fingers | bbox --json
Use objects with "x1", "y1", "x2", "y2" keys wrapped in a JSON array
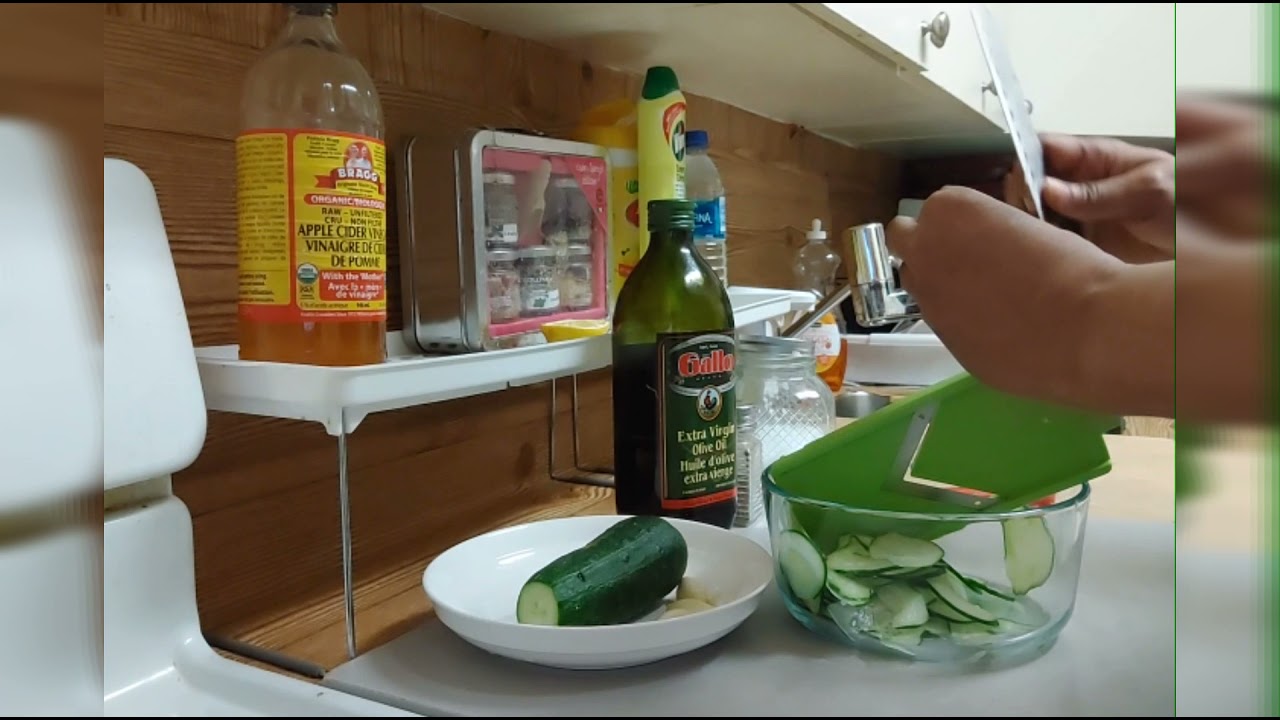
[
  {"x1": 1038, "y1": 133, "x2": 1162, "y2": 180},
  {"x1": 1177, "y1": 127, "x2": 1272, "y2": 197},
  {"x1": 1041, "y1": 159, "x2": 1173, "y2": 222},
  {"x1": 884, "y1": 215, "x2": 918, "y2": 268},
  {"x1": 1177, "y1": 95, "x2": 1264, "y2": 142}
]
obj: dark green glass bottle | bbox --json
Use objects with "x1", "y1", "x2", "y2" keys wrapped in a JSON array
[{"x1": 612, "y1": 199, "x2": 738, "y2": 529}]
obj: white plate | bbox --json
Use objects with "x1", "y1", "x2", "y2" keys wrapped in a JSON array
[{"x1": 423, "y1": 515, "x2": 774, "y2": 670}]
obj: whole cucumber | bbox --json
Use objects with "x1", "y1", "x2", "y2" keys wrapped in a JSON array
[{"x1": 516, "y1": 516, "x2": 689, "y2": 626}]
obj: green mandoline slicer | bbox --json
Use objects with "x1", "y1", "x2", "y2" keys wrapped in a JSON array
[{"x1": 767, "y1": 223, "x2": 1120, "y2": 543}]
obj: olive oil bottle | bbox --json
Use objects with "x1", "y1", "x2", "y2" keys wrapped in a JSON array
[{"x1": 611, "y1": 199, "x2": 738, "y2": 529}]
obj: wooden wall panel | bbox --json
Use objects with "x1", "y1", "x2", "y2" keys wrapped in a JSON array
[{"x1": 103, "y1": 2, "x2": 901, "y2": 668}]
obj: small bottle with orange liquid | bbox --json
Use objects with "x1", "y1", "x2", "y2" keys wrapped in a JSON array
[
  {"x1": 236, "y1": 3, "x2": 387, "y2": 366},
  {"x1": 794, "y1": 219, "x2": 848, "y2": 393},
  {"x1": 801, "y1": 312, "x2": 848, "y2": 393}
]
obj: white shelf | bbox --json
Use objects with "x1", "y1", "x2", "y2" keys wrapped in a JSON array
[
  {"x1": 424, "y1": 3, "x2": 1006, "y2": 153},
  {"x1": 194, "y1": 286, "x2": 813, "y2": 435}
]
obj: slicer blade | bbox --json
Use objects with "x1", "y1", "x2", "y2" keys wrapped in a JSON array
[{"x1": 972, "y1": 5, "x2": 1045, "y2": 221}]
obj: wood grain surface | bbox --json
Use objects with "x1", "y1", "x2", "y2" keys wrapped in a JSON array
[{"x1": 103, "y1": 2, "x2": 902, "y2": 669}]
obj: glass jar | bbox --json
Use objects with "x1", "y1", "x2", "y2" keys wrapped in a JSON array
[
  {"x1": 562, "y1": 243, "x2": 595, "y2": 310},
  {"x1": 733, "y1": 404, "x2": 765, "y2": 529},
  {"x1": 735, "y1": 335, "x2": 837, "y2": 472},
  {"x1": 517, "y1": 245, "x2": 561, "y2": 317},
  {"x1": 483, "y1": 171, "x2": 520, "y2": 248},
  {"x1": 542, "y1": 175, "x2": 593, "y2": 246},
  {"x1": 486, "y1": 249, "x2": 521, "y2": 323}
]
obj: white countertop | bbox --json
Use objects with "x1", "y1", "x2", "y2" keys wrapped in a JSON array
[
  {"x1": 317, "y1": 434, "x2": 1270, "y2": 717},
  {"x1": 324, "y1": 514, "x2": 1179, "y2": 716}
]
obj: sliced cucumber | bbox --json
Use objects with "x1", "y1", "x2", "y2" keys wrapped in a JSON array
[
  {"x1": 777, "y1": 530, "x2": 826, "y2": 601},
  {"x1": 882, "y1": 564, "x2": 946, "y2": 582},
  {"x1": 876, "y1": 582, "x2": 930, "y2": 628},
  {"x1": 877, "y1": 626, "x2": 925, "y2": 648},
  {"x1": 868, "y1": 533, "x2": 945, "y2": 569},
  {"x1": 949, "y1": 621, "x2": 999, "y2": 643},
  {"x1": 1002, "y1": 516, "x2": 1056, "y2": 595},
  {"x1": 973, "y1": 591, "x2": 1051, "y2": 627},
  {"x1": 826, "y1": 569, "x2": 873, "y2": 606},
  {"x1": 927, "y1": 599, "x2": 974, "y2": 623},
  {"x1": 826, "y1": 545, "x2": 897, "y2": 574},
  {"x1": 922, "y1": 616, "x2": 950, "y2": 637},
  {"x1": 925, "y1": 571, "x2": 998, "y2": 624},
  {"x1": 950, "y1": 566, "x2": 1017, "y2": 603}
]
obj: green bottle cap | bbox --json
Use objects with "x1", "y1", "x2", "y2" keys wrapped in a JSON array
[
  {"x1": 648, "y1": 199, "x2": 695, "y2": 232},
  {"x1": 641, "y1": 66, "x2": 681, "y2": 100}
]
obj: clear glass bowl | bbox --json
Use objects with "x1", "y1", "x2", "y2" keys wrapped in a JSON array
[{"x1": 763, "y1": 469, "x2": 1091, "y2": 668}]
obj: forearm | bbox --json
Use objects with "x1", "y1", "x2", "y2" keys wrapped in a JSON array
[
  {"x1": 1172, "y1": 243, "x2": 1276, "y2": 424},
  {"x1": 1066, "y1": 261, "x2": 1176, "y2": 419}
]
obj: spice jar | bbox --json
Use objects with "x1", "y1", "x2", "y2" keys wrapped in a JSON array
[
  {"x1": 542, "y1": 175, "x2": 593, "y2": 246},
  {"x1": 517, "y1": 245, "x2": 561, "y2": 317},
  {"x1": 486, "y1": 249, "x2": 521, "y2": 323},
  {"x1": 483, "y1": 171, "x2": 519, "y2": 248},
  {"x1": 735, "y1": 335, "x2": 837, "y2": 472},
  {"x1": 562, "y1": 244, "x2": 595, "y2": 310}
]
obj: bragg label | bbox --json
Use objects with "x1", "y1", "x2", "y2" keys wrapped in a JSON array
[
  {"x1": 657, "y1": 332, "x2": 737, "y2": 510},
  {"x1": 236, "y1": 129, "x2": 388, "y2": 323}
]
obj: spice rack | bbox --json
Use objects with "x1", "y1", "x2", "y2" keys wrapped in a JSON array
[{"x1": 192, "y1": 284, "x2": 814, "y2": 662}]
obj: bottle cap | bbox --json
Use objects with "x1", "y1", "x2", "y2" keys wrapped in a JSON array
[
  {"x1": 641, "y1": 66, "x2": 681, "y2": 100},
  {"x1": 686, "y1": 130, "x2": 709, "y2": 150},
  {"x1": 806, "y1": 218, "x2": 827, "y2": 242},
  {"x1": 647, "y1": 199, "x2": 695, "y2": 232}
]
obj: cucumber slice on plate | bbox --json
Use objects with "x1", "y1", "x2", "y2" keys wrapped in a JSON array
[
  {"x1": 825, "y1": 569, "x2": 873, "y2": 606},
  {"x1": 777, "y1": 530, "x2": 826, "y2": 601},
  {"x1": 925, "y1": 571, "x2": 998, "y2": 624},
  {"x1": 826, "y1": 545, "x2": 897, "y2": 574},
  {"x1": 1002, "y1": 516, "x2": 1056, "y2": 595},
  {"x1": 876, "y1": 582, "x2": 930, "y2": 629},
  {"x1": 868, "y1": 533, "x2": 945, "y2": 569}
]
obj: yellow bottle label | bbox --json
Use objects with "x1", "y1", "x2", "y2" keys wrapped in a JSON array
[{"x1": 237, "y1": 129, "x2": 387, "y2": 323}]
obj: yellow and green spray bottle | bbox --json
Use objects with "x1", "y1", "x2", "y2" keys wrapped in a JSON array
[{"x1": 636, "y1": 65, "x2": 687, "y2": 257}]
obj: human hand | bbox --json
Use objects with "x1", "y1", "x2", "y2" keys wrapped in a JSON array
[
  {"x1": 1005, "y1": 134, "x2": 1174, "y2": 264},
  {"x1": 1176, "y1": 96, "x2": 1277, "y2": 240},
  {"x1": 886, "y1": 186, "x2": 1127, "y2": 405}
]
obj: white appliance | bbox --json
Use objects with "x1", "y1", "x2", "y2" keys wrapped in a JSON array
[{"x1": 98, "y1": 152, "x2": 418, "y2": 715}]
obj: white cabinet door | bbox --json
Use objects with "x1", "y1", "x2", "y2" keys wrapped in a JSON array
[
  {"x1": 803, "y1": 3, "x2": 1007, "y2": 143},
  {"x1": 983, "y1": 3, "x2": 1175, "y2": 141}
]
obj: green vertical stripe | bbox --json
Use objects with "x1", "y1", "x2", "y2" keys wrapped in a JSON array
[{"x1": 1266, "y1": 4, "x2": 1280, "y2": 717}]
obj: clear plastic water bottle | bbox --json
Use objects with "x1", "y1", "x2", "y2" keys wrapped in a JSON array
[
  {"x1": 794, "y1": 218, "x2": 840, "y2": 298},
  {"x1": 685, "y1": 130, "x2": 729, "y2": 286}
]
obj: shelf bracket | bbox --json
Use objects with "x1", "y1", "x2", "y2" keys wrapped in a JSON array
[
  {"x1": 337, "y1": 409, "x2": 358, "y2": 660},
  {"x1": 548, "y1": 375, "x2": 615, "y2": 488}
]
